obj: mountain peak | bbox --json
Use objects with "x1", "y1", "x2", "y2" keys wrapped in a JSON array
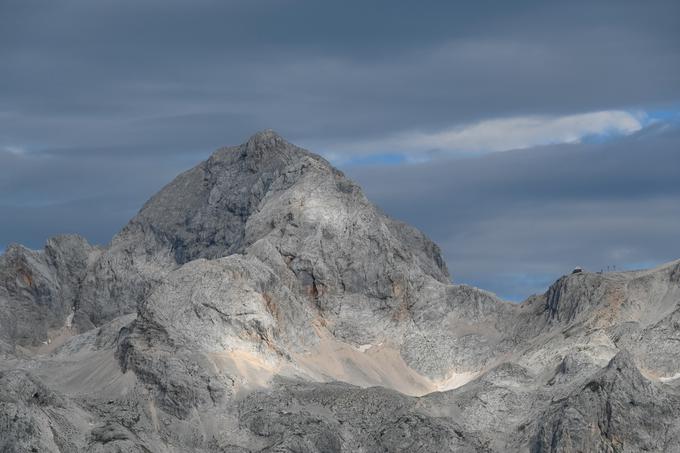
[
  {"x1": 245, "y1": 129, "x2": 285, "y2": 149},
  {"x1": 206, "y1": 130, "x2": 329, "y2": 177},
  {"x1": 240, "y1": 129, "x2": 290, "y2": 161},
  {"x1": 116, "y1": 133, "x2": 448, "y2": 287}
]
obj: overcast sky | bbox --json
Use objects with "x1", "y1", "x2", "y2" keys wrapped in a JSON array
[{"x1": 1, "y1": 0, "x2": 679, "y2": 300}]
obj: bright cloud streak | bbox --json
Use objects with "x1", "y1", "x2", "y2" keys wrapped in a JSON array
[
  {"x1": 324, "y1": 110, "x2": 644, "y2": 163},
  {"x1": 2, "y1": 146, "x2": 27, "y2": 155}
]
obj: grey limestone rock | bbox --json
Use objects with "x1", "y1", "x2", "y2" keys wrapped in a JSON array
[
  {"x1": 0, "y1": 235, "x2": 97, "y2": 350},
  {"x1": 531, "y1": 351, "x2": 680, "y2": 452},
  {"x1": 0, "y1": 131, "x2": 679, "y2": 452}
]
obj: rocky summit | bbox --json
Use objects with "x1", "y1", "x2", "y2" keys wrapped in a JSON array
[{"x1": 1, "y1": 130, "x2": 679, "y2": 452}]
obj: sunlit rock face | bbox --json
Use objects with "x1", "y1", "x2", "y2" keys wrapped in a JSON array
[{"x1": 1, "y1": 131, "x2": 679, "y2": 452}]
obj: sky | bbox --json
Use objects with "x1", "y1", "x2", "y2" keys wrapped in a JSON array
[{"x1": 1, "y1": 0, "x2": 679, "y2": 300}]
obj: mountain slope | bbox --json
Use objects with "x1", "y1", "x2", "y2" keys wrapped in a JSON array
[{"x1": 1, "y1": 131, "x2": 679, "y2": 452}]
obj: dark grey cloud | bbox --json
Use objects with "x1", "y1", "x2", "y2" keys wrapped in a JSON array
[
  {"x1": 1, "y1": 1, "x2": 679, "y2": 297},
  {"x1": 1, "y1": 0, "x2": 679, "y2": 147},
  {"x1": 345, "y1": 125, "x2": 680, "y2": 300},
  {"x1": 0, "y1": 143, "x2": 193, "y2": 247}
]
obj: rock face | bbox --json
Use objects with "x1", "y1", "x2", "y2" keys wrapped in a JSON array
[
  {"x1": 532, "y1": 351, "x2": 680, "y2": 452},
  {"x1": 1, "y1": 130, "x2": 679, "y2": 452},
  {"x1": 0, "y1": 235, "x2": 98, "y2": 351}
]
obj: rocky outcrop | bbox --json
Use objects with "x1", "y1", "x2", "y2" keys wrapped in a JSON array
[
  {"x1": 0, "y1": 369, "x2": 90, "y2": 453},
  {"x1": 0, "y1": 131, "x2": 678, "y2": 452},
  {"x1": 532, "y1": 351, "x2": 680, "y2": 452},
  {"x1": 0, "y1": 235, "x2": 97, "y2": 350},
  {"x1": 237, "y1": 380, "x2": 480, "y2": 453}
]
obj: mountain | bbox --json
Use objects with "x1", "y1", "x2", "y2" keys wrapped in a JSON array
[{"x1": 1, "y1": 130, "x2": 679, "y2": 452}]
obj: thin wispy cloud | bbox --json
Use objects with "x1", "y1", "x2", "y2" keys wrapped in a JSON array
[
  {"x1": 1, "y1": 146, "x2": 26, "y2": 155},
  {"x1": 321, "y1": 110, "x2": 644, "y2": 163}
]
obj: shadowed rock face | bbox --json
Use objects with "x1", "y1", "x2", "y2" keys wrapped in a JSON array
[
  {"x1": 0, "y1": 235, "x2": 97, "y2": 350},
  {"x1": 1, "y1": 131, "x2": 679, "y2": 452}
]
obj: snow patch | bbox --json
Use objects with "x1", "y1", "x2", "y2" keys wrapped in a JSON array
[{"x1": 659, "y1": 372, "x2": 680, "y2": 383}]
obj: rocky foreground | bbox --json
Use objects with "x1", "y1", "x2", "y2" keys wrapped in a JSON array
[{"x1": 1, "y1": 130, "x2": 679, "y2": 452}]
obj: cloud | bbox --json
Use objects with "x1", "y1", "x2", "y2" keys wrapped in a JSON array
[
  {"x1": 0, "y1": 143, "x2": 200, "y2": 248},
  {"x1": 1, "y1": 1, "x2": 679, "y2": 151},
  {"x1": 320, "y1": 110, "x2": 644, "y2": 161},
  {"x1": 1, "y1": 146, "x2": 26, "y2": 155}
]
